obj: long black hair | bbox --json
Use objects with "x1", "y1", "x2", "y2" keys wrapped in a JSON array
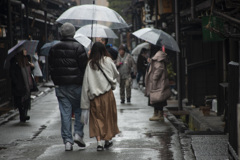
[
  {"x1": 15, "y1": 50, "x2": 30, "y2": 67},
  {"x1": 89, "y1": 42, "x2": 111, "y2": 70}
]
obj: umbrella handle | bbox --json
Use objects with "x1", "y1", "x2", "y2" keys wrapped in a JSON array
[
  {"x1": 90, "y1": 0, "x2": 95, "y2": 47},
  {"x1": 162, "y1": 45, "x2": 165, "y2": 52}
]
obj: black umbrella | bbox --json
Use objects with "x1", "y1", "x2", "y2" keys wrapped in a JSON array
[{"x1": 4, "y1": 40, "x2": 39, "y2": 69}]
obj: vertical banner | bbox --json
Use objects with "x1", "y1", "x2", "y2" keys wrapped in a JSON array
[{"x1": 143, "y1": 3, "x2": 154, "y2": 28}]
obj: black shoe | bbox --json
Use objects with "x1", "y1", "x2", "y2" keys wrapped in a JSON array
[
  {"x1": 25, "y1": 116, "x2": 30, "y2": 121},
  {"x1": 121, "y1": 100, "x2": 125, "y2": 104},
  {"x1": 20, "y1": 116, "x2": 30, "y2": 122},
  {"x1": 97, "y1": 145, "x2": 104, "y2": 151},
  {"x1": 127, "y1": 98, "x2": 131, "y2": 103},
  {"x1": 20, "y1": 118, "x2": 26, "y2": 122},
  {"x1": 104, "y1": 141, "x2": 113, "y2": 148}
]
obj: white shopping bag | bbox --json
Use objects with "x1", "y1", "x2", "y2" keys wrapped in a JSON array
[
  {"x1": 132, "y1": 78, "x2": 138, "y2": 89},
  {"x1": 81, "y1": 109, "x2": 89, "y2": 125}
]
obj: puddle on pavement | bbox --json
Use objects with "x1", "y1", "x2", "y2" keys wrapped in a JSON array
[{"x1": 119, "y1": 108, "x2": 139, "y2": 113}]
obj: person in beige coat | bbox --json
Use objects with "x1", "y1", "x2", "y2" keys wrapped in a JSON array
[
  {"x1": 81, "y1": 42, "x2": 120, "y2": 151},
  {"x1": 145, "y1": 45, "x2": 171, "y2": 121}
]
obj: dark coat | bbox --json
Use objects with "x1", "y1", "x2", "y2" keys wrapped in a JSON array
[
  {"x1": 106, "y1": 45, "x2": 118, "y2": 60},
  {"x1": 10, "y1": 57, "x2": 28, "y2": 97},
  {"x1": 49, "y1": 37, "x2": 88, "y2": 86},
  {"x1": 137, "y1": 54, "x2": 148, "y2": 73}
]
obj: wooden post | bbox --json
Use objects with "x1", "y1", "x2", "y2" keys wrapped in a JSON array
[
  {"x1": 25, "y1": 2, "x2": 29, "y2": 39},
  {"x1": 155, "y1": 0, "x2": 158, "y2": 28},
  {"x1": 44, "y1": 11, "x2": 49, "y2": 82},
  {"x1": 238, "y1": 104, "x2": 240, "y2": 158},
  {"x1": 7, "y1": 0, "x2": 13, "y2": 47},
  {"x1": 238, "y1": 41, "x2": 240, "y2": 158},
  {"x1": 175, "y1": 0, "x2": 182, "y2": 110}
]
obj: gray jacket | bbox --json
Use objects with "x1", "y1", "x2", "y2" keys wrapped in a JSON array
[{"x1": 116, "y1": 53, "x2": 137, "y2": 79}]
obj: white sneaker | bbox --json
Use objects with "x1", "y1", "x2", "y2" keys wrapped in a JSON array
[
  {"x1": 74, "y1": 134, "x2": 86, "y2": 147},
  {"x1": 65, "y1": 142, "x2": 73, "y2": 151}
]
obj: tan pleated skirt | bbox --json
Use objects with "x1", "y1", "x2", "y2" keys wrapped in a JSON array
[{"x1": 89, "y1": 89, "x2": 120, "y2": 140}]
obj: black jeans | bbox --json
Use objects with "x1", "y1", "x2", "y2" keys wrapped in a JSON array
[
  {"x1": 148, "y1": 97, "x2": 167, "y2": 111},
  {"x1": 14, "y1": 96, "x2": 30, "y2": 121}
]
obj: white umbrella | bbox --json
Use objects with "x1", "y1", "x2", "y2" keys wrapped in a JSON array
[
  {"x1": 56, "y1": 4, "x2": 128, "y2": 29},
  {"x1": 131, "y1": 42, "x2": 150, "y2": 55},
  {"x1": 76, "y1": 24, "x2": 118, "y2": 39},
  {"x1": 132, "y1": 28, "x2": 180, "y2": 52},
  {"x1": 74, "y1": 33, "x2": 91, "y2": 49}
]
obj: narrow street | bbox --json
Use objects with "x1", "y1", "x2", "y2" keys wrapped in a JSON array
[{"x1": 0, "y1": 84, "x2": 184, "y2": 160}]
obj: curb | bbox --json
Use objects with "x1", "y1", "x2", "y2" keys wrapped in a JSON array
[{"x1": 0, "y1": 86, "x2": 54, "y2": 126}]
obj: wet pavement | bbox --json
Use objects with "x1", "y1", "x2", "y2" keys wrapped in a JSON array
[
  {"x1": 0, "y1": 82, "x2": 184, "y2": 160},
  {"x1": 0, "y1": 81, "x2": 233, "y2": 159},
  {"x1": 191, "y1": 135, "x2": 228, "y2": 160}
]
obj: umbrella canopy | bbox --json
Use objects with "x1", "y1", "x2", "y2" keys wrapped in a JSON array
[
  {"x1": 131, "y1": 42, "x2": 150, "y2": 55},
  {"x1": 4, "y1": 40, "x2": 39, "y2": 69},
  {"x1": 40, "y1": 40, "x2": 60, "y2": 56},
  {"x1": 56, "y1": 4, "x2": 128, "y2": 29},
  {"x1": 74, "y1": 33, "x2": 92, "y2": 49},
  {"x1": 76, "y1": 24, "x2": 118, "y2": 39},
  {"x1": 132, "y1": 28, "x2": 180, "y2": 52}
]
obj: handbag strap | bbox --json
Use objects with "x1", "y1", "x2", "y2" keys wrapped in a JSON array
[{"x1": 96, "y1": 63, "x2": 111, "y2": 85}]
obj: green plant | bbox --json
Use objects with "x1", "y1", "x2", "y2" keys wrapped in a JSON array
[{"x1": 167, "y1": 62, "x2": 176, "y2": 80}]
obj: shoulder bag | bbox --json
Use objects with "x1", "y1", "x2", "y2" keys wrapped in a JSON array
[{"x1": 96, "y1": 63, "x2": 113, "y2": 90}]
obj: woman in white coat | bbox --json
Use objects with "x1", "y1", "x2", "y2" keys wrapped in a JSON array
[
  {"x1": 81, "y1": 42, "x2": 120, "y2": 151},
  {"x1": 32, "y1": 52, "x2": 42, "y2": 83}
]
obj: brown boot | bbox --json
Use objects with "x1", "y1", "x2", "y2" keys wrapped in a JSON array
[
  {"x1": 149, "y1": 109, "x2": 160, "y2": 121},
  {"x1": 158, "y1": 111, "x2": 164, "y2": 121}
]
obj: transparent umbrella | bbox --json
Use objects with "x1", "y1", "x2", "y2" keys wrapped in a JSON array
[
  {"x1": 76, "y1": 24, "x2": 118, "y2": 39},
  {"x1": 131, "y1": 42, "x2": 150, "y2": 56},
  {"x1": 74, "y1": 33, "x2": 92, "y2": 49},
  {"x1": 132, "y1": 28, "x2": 180, "y2": 52},
  {"x1": 56, "y1": 4, "x2": 128, "y2": 29}
]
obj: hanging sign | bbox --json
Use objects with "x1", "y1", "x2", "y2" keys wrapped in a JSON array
[
  {"x1": 202, "y1": 16, "x2": 225, "y2": 41},
  {"x1": 143, "y1": 3, "x2": 154, "y2": 28}
]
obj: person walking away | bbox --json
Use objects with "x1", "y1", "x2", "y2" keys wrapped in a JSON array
[
  {"x1": 32, "y1": 52, "x2": 43, "y2": 84},
  {"x1": 116, "y1": 44, "x2": 137, "y2": 103},
  {"x1": 96, "y1": 37, "x2": 118, "y2": 61},
  {"x1": 10, "y1": 49, "x2": 34, "y2": 122},
  {"x1": 39, "y1": 55, "x2": 46, "y2": 82},
  {"x1": 49, "y1": 22, "x2": 88, "y2": 151},
  {"x1": 136, "y1": 48, "x2": 148, "y2": 87},
  {"x1": 81, "y1": 42, "x2": 120, "y2": 151},
  {"x1": 145, "y1": 44, "x2": 171, "y2": 121}
]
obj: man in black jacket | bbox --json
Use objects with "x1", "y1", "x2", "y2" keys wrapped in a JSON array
[{"x1": 49, "y1": 22, "x2": 88, "y2": 151}]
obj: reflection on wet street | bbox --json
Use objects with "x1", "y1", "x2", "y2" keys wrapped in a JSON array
[{"x1": 0, "y1": 86, "x2": 183, "y2": 160}]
